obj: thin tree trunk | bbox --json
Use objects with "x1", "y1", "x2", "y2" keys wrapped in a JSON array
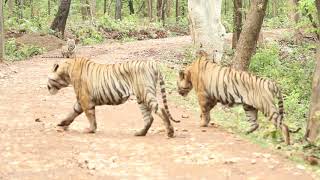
[
  {"x1": 166, "y1": 0, "x2": 171, "y2": 17},
  {"x1": 289, "y1": 0, "x2": 299, "y2": 23},
  {"x1": 232, "y1": 0, "x2": 268, "y2": 71},
  {"x1": 232, "y1": 0, "x2": 242, "y2": 49},
  {"x1": 48, "y1": 0, "x2": 51, "y2": 15},
  {"x1": 128, "y1": 0, "x2": 134, "y2": 14},
  {"x1": 107, "y1": 0, "x2": 112, "y2": 15},
  {"x1": 103, "y1": 0, "x2": 106, "y2": 14},
  {"x1": 305, "y1": 0, "x2": 320, "y2": 143},
  {"x1": 175, "y1": 0, "x2": 179, "y2": 23},
  {"x1": 80, "y1": 0, "x2": 90, "y2": 20},
  {"x1": 18, "y1": 0, "x2": 23, "y2": 19},
  {"x1": 115, "y1": 0, "x2": 121, "y2": 20},
  {"x1": 161, "y1": 0, "x2": 166, "y2": 26},
  {"x1": 50, "y1": 0, "x2": 72, "y2": 37},
  {"x1": 8, "y1": 0, "x2": 14, "y2": 15},
  {"x1": 90, "y1": 0, "x2": 96, "y2": 17},
  {"x1": 146, "y1": 0, "x2": 153, "y2": 20},
  {"x1": 0, "y1": 0, "x2": 4, "y2": 62},
  {"x1": 157, "y1": 0, "x2": 162, "y2": 20},
  {"x1": 30, "y1": 0, "x2": 34, "y2": 18}
]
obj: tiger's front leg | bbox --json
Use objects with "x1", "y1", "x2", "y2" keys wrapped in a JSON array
[
  {"x1": 57, "y1": 101, "x2": 83, "y2": 130},
  {"x1": 198, "y1": 94, "x2": 216, "y2": 127}
]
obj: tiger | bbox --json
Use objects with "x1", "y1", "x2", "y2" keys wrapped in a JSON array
[
  {"x1": 42, "y1": 38, "x2": 76, "y2": 58},
  {"x1": 47, "y1": 57, "x2": 179, "y2": 137},
  {"x1": 177, "y1": 50, "x2": 300, "y2": 145}
]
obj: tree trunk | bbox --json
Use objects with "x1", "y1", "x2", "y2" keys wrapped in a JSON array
[
  {"x1": 232, "y1": 0, "x2": 242, "y2": 49},
  {"x1": 146, "y1": 0, "x2": 153, "y2": 20},
  {"x1": 175, "y1": 0, "x2": 179, "y2": 23},
  {"x1": 90, "y1": 0, "x2": 96, "y2": 17},
  {"x1": 8, "y1": 0, "x2": 14, "y2": 15},
  {"x1": 115, "y1": 0, "x2": 122, "y2": 20},
  {"x1": 103, "y1": 0, "x2": 106, "y2": 14},
  {"x1": 188, "y1": 0, "x2": 226, "y2": 61},
  {"x1": 157, "y1": 0, "x2": 162, "y2": 20},
  {"x1": 166, "y1": 0, "x2": 171, "y2": 17},
  {"x1": 48, "y1": 0, "x2": 51, "y2": 15},
  {"x1": 50, "y1": 0, "x2": 72, "y2": 37},
  {"x1": 232, "y1": 0, "x2": 268, "y2": 71},
  {"x1": 0, "y1": 0, "x2": 4, "y2": 62},
  {"x1": 18, "y1": 0, "x2": 23, "y2": 19},
  {"x1": 128, "y1": 0, "x2": 134, "y2": 14},
  {"x1": 30, "y1": 0, "x2": 34, "y2": 18},
  {"x1": 80, "y1": 0, "x2": 90, "y2": 20},
  {"x1": 161, "y1": 0, "x2": 166, "y2": 26},
  {"x1": 305, "y1": 0, "x2": 320, "y2": 143},
  {"x1": 289, "y1": 0, "x2": 299, "y2": 23}
]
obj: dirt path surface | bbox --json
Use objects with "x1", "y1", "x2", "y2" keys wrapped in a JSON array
[{"x1": 0, "y1": 35, "x2": 316, "y2": 180}]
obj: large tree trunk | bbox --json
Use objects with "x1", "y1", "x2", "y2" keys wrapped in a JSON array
[
  {"x1": 115, "y1": 0, "x2": 122, "y2": 20},
  {"x1": 50, "y1": 0, "x2": 72, "y2": 37},
  {"x1": 0, "y1": 0, "x2": 4, "y2": 62},
  {"x1": 232, "y1": 0, "x2": 268, "y2": 71},
  {"x1": 232, "y1": 0, "x2": 242, "y2": 49},
  {"x1": 305, "y1": 0, "x2": 320, "y2": 143},
  {"x1": 188, "y1": 0, "x2": 226, "y2": 61},
  {"x1": 128, "y1": 0, "x2": 134, "y2": 14}
]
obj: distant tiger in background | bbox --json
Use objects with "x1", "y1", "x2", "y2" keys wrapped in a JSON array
[
  {"x1": 47, "y1": 57, "x2": 179, "y2": 137},
  {"x1": 177, "y1": 51, "x2": 300, "y2": 145},
  {"x1": 42, "y1": 38, "x2": 76, "y2": 58}
]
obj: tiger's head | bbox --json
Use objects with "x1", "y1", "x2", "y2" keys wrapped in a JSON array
[
  {"x1": 47, "y1": 61, "x2": 71, "y2": 95},
  {"x1": 177, "y1": 66, "x2": 193, "y2": 97}
]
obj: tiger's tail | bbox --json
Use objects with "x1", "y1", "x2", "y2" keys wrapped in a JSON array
[
  {"x1": 41, "y1": 56, "x2": 64, "y2": 58},
  {"x1": 276, "y1": 86, "x2": 301, "y2": 133},
  {"x1": 158, "y1": 72, "x2": 180, "y2": 123}
]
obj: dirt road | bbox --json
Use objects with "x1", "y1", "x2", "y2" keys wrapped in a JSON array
[{"x1": 0, "y1": 36, "x2": 316, "y2": 179}]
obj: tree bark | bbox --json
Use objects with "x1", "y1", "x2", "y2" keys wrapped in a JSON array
[
  {"x1": 50, "y1": 0, "x2": 72, "y2": 37},
  {"x1": 0, "y1": 0, "x2": 4, "y2": 62},
  {"x1": 103, "y1": 0, "x2": 106, "y2": 14},
  {"x1": 90, "y1": 0, "x2": 96, "y2": 17},
  {"x1": 17, "y1": 0, "x2": 23, "y2": 19},
  {"x1": 232, "y1": 0, "x2": 268, "y2": 71},
  {"x1": 305, "y1": 0, "x2": 320, "y2": 143},
  {"x1": 115, "y1": 0, "x2": 122, "y2": 20},
  {"x1": 175, "y1": 0, "x2": 179, "y2": 23},
  {"x1": 8, "y1": 0, "x2": 14, "y2": 15},
  {"x1": 166, "y1": 0, "x2": 171, "y2": 17},
  {"x1": 289, "y1": 0, "x2": 299, "y2": 23},
  {"x1": 30, "y1": 0, "x2": 34, "y2": 18},
  {"x1": 146, "y1": 0, "x2": 153, "y2": 20},
  {"x1": 80, "y1": 0, "x2": 90, "y2": 20},
  {"x1": 232, "y1": 0, "x2": 242, "y2": 49},
  {"x1": 48, "y1": 0, "x2": 51, "y2": 15},
  {"x1": 161, "y1": 0, "x2": 166, "y2": 26},
  {"x1": 128, "y1": 0, "x2": 134, "y2": 14},
  {"x1": 157, "y1": 0, "x2": 162, "y2": 20},
  {"x1": 188, "y1": 0, "x2": 226, "y2": 61}
]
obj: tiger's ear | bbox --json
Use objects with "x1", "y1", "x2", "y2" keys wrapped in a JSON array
[
  {"x1": 179, "y1": 70, "x2": 185, "y2": 80},
  {"x1": 53, "y1": 63, "x2": 59, "y2": 72}
]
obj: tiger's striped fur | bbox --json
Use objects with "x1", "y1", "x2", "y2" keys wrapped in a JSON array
[
  {"x1": 47, "y1": 57, "x2": 178, "y2": 137},
  {"x1": 177, "y1": 52, "x2": 298, "y2": 145}
]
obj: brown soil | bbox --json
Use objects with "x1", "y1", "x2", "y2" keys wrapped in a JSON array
[
  {"x1": 16, "y1": 32, "x2": 65, "y2": 51},
  {"x1": 0, "y1": 35, "x2": 316, "y2": 179}
]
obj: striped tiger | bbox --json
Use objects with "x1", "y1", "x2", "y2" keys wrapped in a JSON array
[
  {"x1": 42, "y1": 38, "x2": 76, "y2": 58},
  {"x1": 177, "y1": 51, "x2": 300, "y2": 145},
  {"x1": 47, "y1": 57, "x2": 179, "y2": 137}
]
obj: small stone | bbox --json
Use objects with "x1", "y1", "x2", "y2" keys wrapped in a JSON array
[
  {"x1": 182, "y1": 129, "x2": 188, "y2": 132},
  {"x1": 35, "y1": 118, "x2": 41, "y2": 122},
  {"x1": 296, "y1": 165, "x2": 306, "y2": 170},
  {"x1": 253, "y1": 152, "x2": 262, "y2": 158},
  {"x1": 181, "y1": 114, "x2": 189, "y2": 118},
  {"x1": 251, "y1": 159, "x2": 257, "y2": 164},
  {"x1": 201, "y1": 129, "x2": 206, "y2": 132}
]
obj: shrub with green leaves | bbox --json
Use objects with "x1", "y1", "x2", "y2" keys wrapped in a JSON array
[{"x1": 5, "y1": 38, "x2": 44, "y2": 61}]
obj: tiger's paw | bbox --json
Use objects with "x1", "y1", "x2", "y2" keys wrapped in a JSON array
[
  {"x1": 134, "y1": 130, "x2": 147, "y2": 136},
  {"x1": 167, "y1": 126, "x2": 174, "y2": 138},
  {"x1": 55, "y1": 125, "x2": 69, "y2": 132},
  {"x1": 83, "y1": 127, "x2": 96, "y2": 134},
  {"x1": 245, "y1": 124, "x2": 259, "y2": 134}
]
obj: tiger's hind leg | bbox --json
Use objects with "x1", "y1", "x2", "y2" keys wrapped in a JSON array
[
  {"x1": 269, "y1": 111, "x2": 290, "y2": 145},
  {"x1": 57, "y1": 102, "x2": 83, "y2": 130},
  {"x1": 83, "y1": 107, "x2": 97, "y2": 133},
  {"x1": 135, "y1": 103, "x2": 154, "y2": 136},
  {"x1": 243, "y1": 104, "x2": 259, "y2": 134}
]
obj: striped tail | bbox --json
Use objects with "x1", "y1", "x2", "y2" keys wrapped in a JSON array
[
  {"x1": 158, "y1": 73, "x2": 180, "y2": 123},
  {"x1": 41, "y1": 56, "x2": 64, "y2": 58}
]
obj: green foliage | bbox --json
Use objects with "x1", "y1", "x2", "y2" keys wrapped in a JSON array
[
  {"x1": 5, "y1": 38, "x2": 44, "y2": 61},
  {"x1": 72, "y1": 25, "x2": 104, "y2": 45}
]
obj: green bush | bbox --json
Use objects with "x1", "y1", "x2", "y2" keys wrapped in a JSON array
[{"x1": 5, "y1": 38, "x2": 44, "y2": 61}]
